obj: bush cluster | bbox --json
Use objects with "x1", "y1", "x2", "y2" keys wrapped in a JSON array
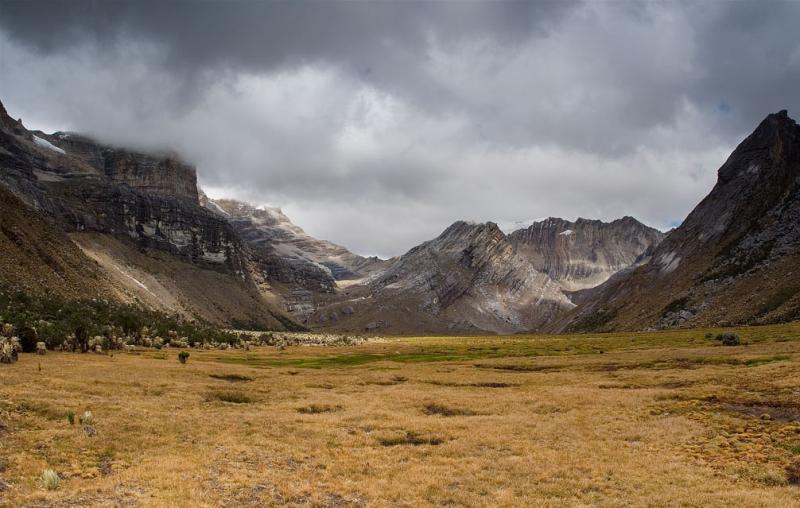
[
  {"x1": 0, "y1": 287, "x2": 240, "y2": 351},
  {"x1": 715, "y1": 332, "x2": 741, "y2": 346}
]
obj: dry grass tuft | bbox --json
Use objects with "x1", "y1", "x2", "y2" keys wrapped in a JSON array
[
  {"x1": 297, "y1": 404, "x2": 342, "y2": 414},
  {"x1": 377, "y1": 431, "x2": 444, "y2": 447}
]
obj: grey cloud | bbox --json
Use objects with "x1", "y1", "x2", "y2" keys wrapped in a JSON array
[{"x1": 0, "y1": 1, "x2": 798, "y2": 257}]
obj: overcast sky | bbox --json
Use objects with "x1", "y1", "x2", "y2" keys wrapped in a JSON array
[{"x1": 1, "y1": 1, "x2": 799, "y2": 258}]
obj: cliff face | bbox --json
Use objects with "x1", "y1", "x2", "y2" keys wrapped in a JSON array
[
  {"x1": 0, "y1": 106, "x2": 243, "y2": 273},
  {"x1": 50, "y1": 132, "x2": 199, "y2": 201},
  {"x1": 508, "y1": 217, "x2": 664, "y2": 291},
  {"x1": 557, "y1": 110, "x2": 800, "y2": 332},
  {"x1": 0, "y1": 98, "x2": 296, "y2": 330}
]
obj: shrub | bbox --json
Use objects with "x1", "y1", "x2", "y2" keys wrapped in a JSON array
[
  {"x1": 18, "y1": 326, "x2": 38, "y2": 353},
  {"x1": 66, "y1": 410, "x2": 75, "y2": 425},
  {"x1": 787, "y1": 459, "x2": 800, "y2": 485},
  {"x1": 716, "y1": 332, "x2": 741, "y2": 346},
  {"x1": 41, "y1": 469, "x2": 59, "y2": 490},
  {"x1": 178, "y1": 351, "x2": 190, "y2": 364}
]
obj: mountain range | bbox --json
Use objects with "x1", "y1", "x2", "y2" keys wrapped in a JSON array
[{"x1": 1, "y1": 97, "x2": 798, "y2": 334}]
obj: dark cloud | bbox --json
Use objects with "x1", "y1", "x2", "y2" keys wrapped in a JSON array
[{"x1": 0, "y1": 0, "x2": 798, "y2": 257}]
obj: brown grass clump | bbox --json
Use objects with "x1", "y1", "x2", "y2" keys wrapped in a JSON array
[
  {"x1": 205, "y1": 390, "x2": 254, "y2": 404},
  {"x1": 422, "y1": 403, "x2": 477, "y2": 417}
]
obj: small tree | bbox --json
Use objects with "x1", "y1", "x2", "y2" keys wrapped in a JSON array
[{"x1": 178, "y1": 351, "x2": 190, "y2": 364}]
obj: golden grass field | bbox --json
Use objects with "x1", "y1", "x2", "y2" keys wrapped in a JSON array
[{"x1": 3, "y1": 323, "x2": 800, "y2": 507}]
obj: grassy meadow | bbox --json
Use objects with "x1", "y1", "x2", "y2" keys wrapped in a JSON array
[{"x1": 2, "y1": 323, "x2": 800, "y2": 506}]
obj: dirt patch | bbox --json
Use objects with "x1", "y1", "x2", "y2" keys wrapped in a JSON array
[
  {"x1": 209, "y1": 373, "x2": 254, "y2": 382},
  {"x1": 473, "y1": 363, "x2": 564, "y2": 373}
]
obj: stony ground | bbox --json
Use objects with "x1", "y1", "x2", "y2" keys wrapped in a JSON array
[{"x1": 2, "y1": 324, "x2": 800, "y2": 506}]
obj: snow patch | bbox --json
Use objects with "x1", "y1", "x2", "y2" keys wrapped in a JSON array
[
  {"x1": 33, "y1": 135, "x2": 66, "y2": 155},
  {"x1": 559, "y1": 229, "x2": 574, "y2": 236}
]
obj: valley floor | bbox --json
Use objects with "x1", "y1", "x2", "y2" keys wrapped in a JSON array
[{"x1": 3, "y1": 324, "x2": 800, "y2": 506}]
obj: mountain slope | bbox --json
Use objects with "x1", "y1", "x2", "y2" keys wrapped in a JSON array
[
  {"x1": 307, "y1": 221, "x2": 573, "y2": 334},
  {"x1": 0, "y1": 183, "x2": 115, "y2": 299},
  {"x1": 557, "y1": 110, "x2": 800, "y2": 331}
]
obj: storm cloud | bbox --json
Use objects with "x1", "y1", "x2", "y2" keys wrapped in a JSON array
[{"x1": 1, "y1": 0, "x2": 799, "y2": 257}]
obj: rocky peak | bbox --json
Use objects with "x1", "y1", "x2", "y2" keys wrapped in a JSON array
[
  {"x1": 660, "y1": 109, "x2": 800, "y2": 260},
  {"x1": 718, "y1": 109, "x2": 798, "y2": 184},
  {"x1": 557, "y1": 109, "x2": 800, "y2": 332},
  {"x1": 431, "y1": 221, "x2": 506, "y2": 249},
  {"x1": 0, "y1": 99, "x2": 28, "y2": 137},
  {"x1": 508, "y1": 216, "x2": 664, "y2": 291}
]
